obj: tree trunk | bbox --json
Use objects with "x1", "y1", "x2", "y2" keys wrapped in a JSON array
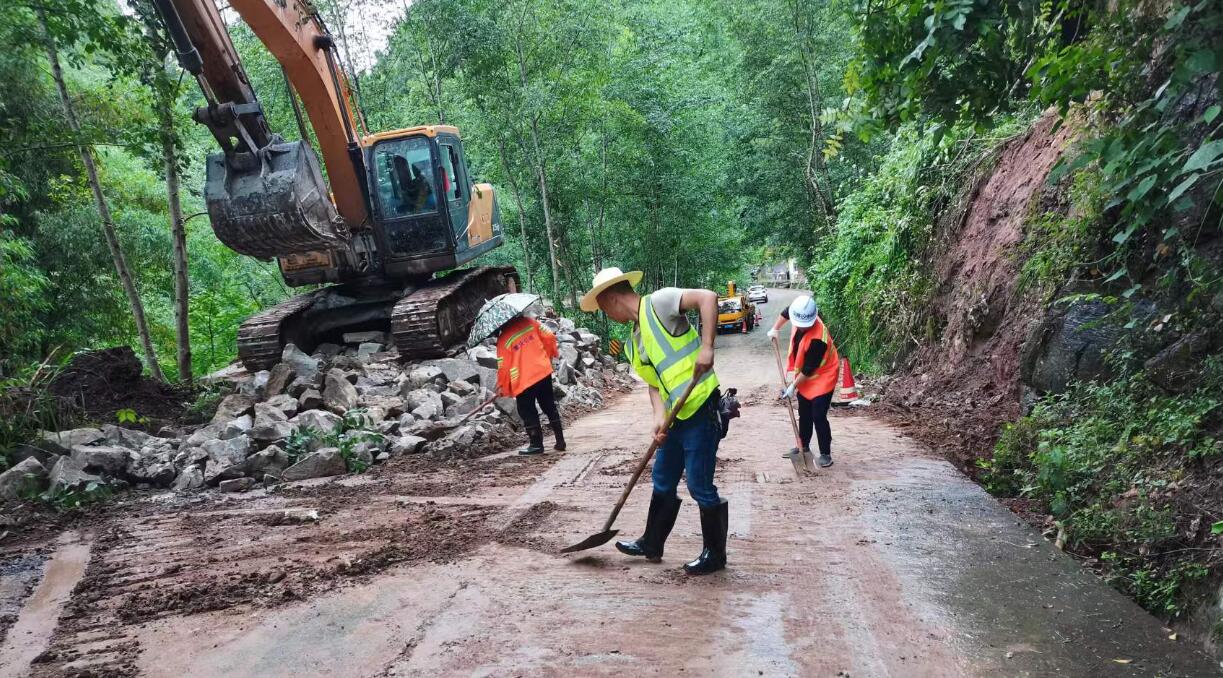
[
  {"x1": 497, "y1": 139, "x2": 533, "y2": 293},
  {"x1": 40, "y1": 8, "x2": 165, "y2": 382},
  {"x1": 515, "y1": 38, "x2": 563, "y2": 309},
  {"x1": 161, "y1": 102, "x2": 192, "y2": 385},
  {"x1": 787, "y1": 0, "x2": 837, "y2": 230}
]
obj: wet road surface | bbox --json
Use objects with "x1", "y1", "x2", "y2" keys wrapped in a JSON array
[{"x1": 3, "y1": 288, "x2": 1217, "y2": 677}]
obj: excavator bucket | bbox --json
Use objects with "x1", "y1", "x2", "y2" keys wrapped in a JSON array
[{"x1": 204, "y1": 140, "x2": 350, "y2": 259}]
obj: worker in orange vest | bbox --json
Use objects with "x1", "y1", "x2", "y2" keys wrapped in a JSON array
[
  {"x1": 767, "y1": 295, "x2": 838, "y2": 467},
  {"x1": 496, "y1": 312, "x2": 564, "y2": 455}
]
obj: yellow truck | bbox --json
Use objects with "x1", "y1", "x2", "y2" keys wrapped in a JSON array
[{"x1": 716, "y1": 281, "x2": 757, "y2": 334}]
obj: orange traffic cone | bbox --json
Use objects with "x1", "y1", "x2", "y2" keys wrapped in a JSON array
[{"x1": 838, "y1": 357, "x2": 860, "y2": 401}]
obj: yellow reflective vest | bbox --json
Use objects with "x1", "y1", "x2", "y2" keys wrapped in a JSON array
[{"x1": 628, "y1": 295, "x2": 719, "y2": 420}]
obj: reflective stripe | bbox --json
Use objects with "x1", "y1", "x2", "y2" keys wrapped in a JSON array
[
  {"x1": 644, "y1": 302, "x2": 699, "y2": 373},
  {"x1": 663, "y1": 369, "x2": 715, "y2": 410}
]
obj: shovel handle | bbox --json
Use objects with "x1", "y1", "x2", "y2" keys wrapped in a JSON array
[
  {"x1": 455, "y1": 393, "x2": 500, "y2": 425},
  {"x1": 771, "y1": 337, "x2": 805, "y2": 451},
  {"x1": 601, "y1": 378, "x2": 701, "y2": 532}
]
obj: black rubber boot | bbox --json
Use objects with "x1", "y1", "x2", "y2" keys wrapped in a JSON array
[
  {"x1": 550, "y1": 420, "x2": 567, "y2": 451},
  {"x1": 684, "y1": 499, "x2": 728, "y2": 575},
  {"x1": 517, "y1": 426, "x2": 545, "y2": 455},
  {"x1": 615, "y1": 492, "x2": 681, "y2": 562}
]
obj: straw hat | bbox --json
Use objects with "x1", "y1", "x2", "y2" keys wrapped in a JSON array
[{"x1": 579, "y1": 267, "x2": 643, "y2": 312}]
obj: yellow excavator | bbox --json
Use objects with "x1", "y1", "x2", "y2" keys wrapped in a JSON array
[{"x1": 150, "y1": 0, "x2": 518, "y2": 369}]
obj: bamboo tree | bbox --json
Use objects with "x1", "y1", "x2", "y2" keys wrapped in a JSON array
[
  {"x1": 39, "y1": 7, "x2": 165, "y2": 382},
  {"x1": 497, "y1": 138, "x2": 533, "y2": 293},
  {"x1": 160, "y1": 96, "x2": 192, "y2": 384}
]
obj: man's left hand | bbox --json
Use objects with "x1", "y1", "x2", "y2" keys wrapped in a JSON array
[{"x1": 694, "y1": 344, "x2": 714, "y2": 377}]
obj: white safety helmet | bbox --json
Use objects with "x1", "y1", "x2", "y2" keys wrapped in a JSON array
[{"x1": 788, "y1": 295, "x2": 818, "y2": 328}]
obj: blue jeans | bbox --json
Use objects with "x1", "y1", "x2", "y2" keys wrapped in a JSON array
[{"x1": 652, "y1": 399, "x2": 722, "y2": 508}]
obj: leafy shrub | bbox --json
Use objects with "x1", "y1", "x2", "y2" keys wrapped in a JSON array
[{"x1": 981, "y1": 360, "x2": 1223, "y2": 618}]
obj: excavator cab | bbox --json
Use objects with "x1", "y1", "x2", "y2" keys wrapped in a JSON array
[{"x1": 366, "y1": 126, "x2": 504, "y2": 279}]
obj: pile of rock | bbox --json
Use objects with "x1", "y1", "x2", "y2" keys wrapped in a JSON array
[{"x1": 0, "y1": 317, "x2": 631, "y2": 502}]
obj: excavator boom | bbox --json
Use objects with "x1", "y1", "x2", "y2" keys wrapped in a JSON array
[{"x1": 151, "y1": 0, "x2": 366, "y2": 258}]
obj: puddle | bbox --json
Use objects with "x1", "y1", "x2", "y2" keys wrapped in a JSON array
[{"x1": 0, "y1": 531, "x2": 91, "y2": 678}]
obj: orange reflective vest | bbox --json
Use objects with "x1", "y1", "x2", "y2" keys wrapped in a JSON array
[
  {"x1": 496, "y1": 317, "x2": 559, "y2": 397},
  {"x1": 786, "y1": 316, "x2": 839, "y2": 398}
]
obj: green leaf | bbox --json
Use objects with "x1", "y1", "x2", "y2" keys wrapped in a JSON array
[
  {"x1": 1184, "y1": 140, "x2": 1223, "y2": 173},
  {"x1": 1204, "y1": 105, "x2": 1221, "y2": 124},
  {"x1": 1166, "y1": 173, "x2": 1200, "y2": 204},
  {"x1": 1127, "y1": 175, "x2": 1158, "y2": 201},
  {"x1": 1165, "y1": 5, "x2": 1191, "y2": 28},
  {"x1": 1103, "y1": 267, "x2": 1128, "y2": 283},
  {"x1": 1187, "y1": 49, "x2": 1217, "y2": 75},
  {"x1": 1213, "y1": 521, "x2": 1223, "y2": 535}
]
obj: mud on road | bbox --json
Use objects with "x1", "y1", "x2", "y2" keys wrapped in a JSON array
[{"x1": 2, "y1": 288, "x2": 1218, "y2": 677}]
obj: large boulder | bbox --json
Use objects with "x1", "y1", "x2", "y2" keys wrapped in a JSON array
[
  {"x1": 70, "y1": 445, "x2": 131, "y2": 475},
  {"x1": 323, "y1": 369, "x2": 359, "y2": 414},
  {"x1": 264, "y1": 362, "x2": 296, "y2": 398},
  {"x1": 126, "y1": 454, "x2": 177, "y2": 487},
  {"x1": 184, "y1": 422, "x2": 225, "y2": 448},
  {"x1": 356, "y1": 342, "x2": 383, "y2": 360},
  {"x1": 249, "y1": 403, "x2": 296, "y2": 445},
  {"x1": 422, "y1": 358, "x2": 481, "y2": 386},
  {"x1": 264, "y1": 394, "x2": 299, "y2": 419},
  {"x1": 211, "y1": 393, "x2": 257, "y2": 424},
  {"x1": 555, "y1": 361, "x2": 577, "y2": 386},
  {"x1": 291, "y1": 409, "x2": 343, "y2": 434},
  {"x1": 389, "y1": 435, "x2": 427, "y2": 455},
  {"x1": 221, "y1": 414, "x2": 253, "y2": 440},
  {"x1": 38, "y1": 428, "x2": 104, "y2": 456},
  {"x1": 241, "y1": 445, "x2": 292, "y2": 478},
  {"x1": 48, "y1": 456, "x2": 102, "y2": 494},
  {"x1": 281, "y1": 448, "x2": 347, "y2": 481},
  {"x1": 494, "y1": 397, "x2": 522, "y2": 425},
  {"x1": 0, "y1": 458, "x2": 48, "y2": 502},
  {"x1": 467, "y1": 345, "x2": 499, "y2": 370},
  {"x1": 172, "y1": 466, "x2": 204, "y2": 491},
  {"x1": 202, "y1": 436, "x2": 252, "y2": 484},
  {"x1": 102, "y1": 425, "x2": 153, "y2": 451},
  {"x1": 404, "y1": 365, "x2": 447, "y2": 392},
  {"x1": 299, "y1": 388, "x2": 324, "y2": 411},
  {"x1": 281, "y1": 343, "x2": 320, "y2": 381},
  {"x1": 558, "y1": 345, "x2": 581, "y2": 370}
]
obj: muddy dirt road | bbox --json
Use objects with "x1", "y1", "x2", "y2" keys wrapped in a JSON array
[{"x1": 3, "y1": 288, "x2": 1218, "y2": 677}]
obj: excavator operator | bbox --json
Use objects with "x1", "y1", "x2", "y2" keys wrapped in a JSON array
[{"x1": 391, "y1": 155, "x2": 435, "y2": 216}]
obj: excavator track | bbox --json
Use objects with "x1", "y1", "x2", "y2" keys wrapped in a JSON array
[
  {"x1": 391, "y1": 266, "x2": 519, "y2": 359},
  {"x1": 236, "y1": 292, "x2": 319, "y2": 371}
]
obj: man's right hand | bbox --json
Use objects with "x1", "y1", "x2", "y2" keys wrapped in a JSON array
[
  {"x1": 653, "y1": 414, "x2": 669, "y2": 445},
  {"x1": 766, "y1": 327, "x2": 779, "y2": 340}
]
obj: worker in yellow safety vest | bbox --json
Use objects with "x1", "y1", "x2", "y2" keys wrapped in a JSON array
[
  {"x1": 767, "y1": 295, "x2": 839, "y2": 468},
  {"x1": 580, "y1": 267, "x2": 728, "y2": 575}
]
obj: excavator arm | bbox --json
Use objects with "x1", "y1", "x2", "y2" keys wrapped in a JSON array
[{"x1": 151, "y1": 0, "x2": 369, "y2": 257}]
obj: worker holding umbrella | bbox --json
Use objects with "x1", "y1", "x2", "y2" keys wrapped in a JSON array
[{"x1": 468, "y1": 293, "x2": 565, "y2": 455}]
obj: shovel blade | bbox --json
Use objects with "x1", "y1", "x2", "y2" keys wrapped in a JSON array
[
  {"x1": 802, "y1": 450, "x2": 818, "y2": 474},
  {"x1": 559, "y1": 529, "x2": 619, "y2": 554}
]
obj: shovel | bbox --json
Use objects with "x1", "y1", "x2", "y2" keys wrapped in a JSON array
[
  {"x1": 771, "y1": 337, "x2": 816, "y2": 475},
  {"x1": 560, "y1": 379, "x2": 699, "y2": 555}
]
